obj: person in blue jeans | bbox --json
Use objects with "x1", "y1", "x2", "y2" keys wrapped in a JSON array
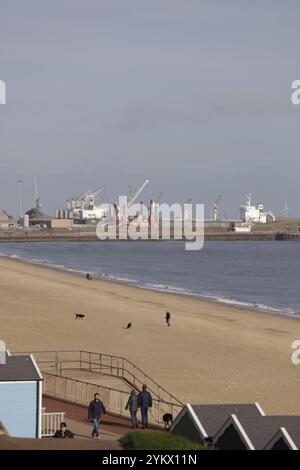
[
  {"x1": 125, "y1": 390, "x2": 138, "y2": 428},
  {"x1": 138, "y1": 384, "x2": 153, "y2": 429},
  {"x1": 88, "y1": 393, "x2": 107, "y2": 438}
]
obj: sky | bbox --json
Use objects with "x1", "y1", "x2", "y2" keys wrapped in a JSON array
[{"x1": 0, "y1": 0, "x2": 300, "y2": 218}]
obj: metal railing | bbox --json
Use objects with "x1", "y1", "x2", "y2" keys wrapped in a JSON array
[
  {"x1": 41, "y1": 411, "x2": 65, "y2": 437},
  {"x1": 43, "y1": 372, "x2": 182, "y2": 425},
  {"x1": 14, "y1": 350, "x2": 183, "y2": 425}
]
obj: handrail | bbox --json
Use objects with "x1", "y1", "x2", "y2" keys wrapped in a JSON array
[
  {"x1": 43, "y1": 371, "x2": 176, "y2": 405},
  {"x1": 82, "y1": 351, "x2": 177, "y2": 399},
  {"x1": 42, "y1": 372, "x2": 182, "y2": 425},
  {"x1": 41, "y1": 411, "x2": 65, "y2": 437},
  {"x1": 13, "y1": 349, "x2": 183, "y2": 407}
]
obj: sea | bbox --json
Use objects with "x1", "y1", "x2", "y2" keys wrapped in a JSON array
[{"x1": 0, "y1": 240, "x2": 299, "y2": 317}]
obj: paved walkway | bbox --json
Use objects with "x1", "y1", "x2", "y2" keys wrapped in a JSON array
[
  {"x1": 0, "y1": 397, "x2": 164, "y2": 450},
  {"x1": 43, "y1": 397, "x2": 162, "y2": 440}
]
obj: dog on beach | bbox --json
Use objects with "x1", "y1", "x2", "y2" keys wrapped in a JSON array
[{"x1": 75, "y1": 313, "x2": 85, "y2": 320}]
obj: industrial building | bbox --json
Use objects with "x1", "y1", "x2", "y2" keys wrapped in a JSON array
[
  {"x1": 25, "y1": 207, "x2": 53, "y2": 229},
  {"x1": 56, "y1": 180, "x2": 151, "y2": 226},
  {"x1": 12, "y1": 176, "x2": 280, "y2": 236},
  {"x1": 0, "y1": 210, "x2": 15, "y2": 229}
]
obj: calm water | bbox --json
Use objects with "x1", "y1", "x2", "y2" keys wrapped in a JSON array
[{"x1": 0, "y1": 241, "x2": 299, "y2": 317}]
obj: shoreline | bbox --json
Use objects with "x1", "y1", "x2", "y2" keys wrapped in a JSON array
[
  {"x1": 1, "y1": 230, "x2": 300, "y2": 242},
  {"x1": 1, "y1": 255, "x2": 300, "y2": 414},
  {"x1": 0, "y1": 253, "x2": 297, "y2": 320}
]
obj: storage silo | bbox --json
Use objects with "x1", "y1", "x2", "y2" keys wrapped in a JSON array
[{"x1": 23, "y1": 214, "x2": 30, "y2": 228}]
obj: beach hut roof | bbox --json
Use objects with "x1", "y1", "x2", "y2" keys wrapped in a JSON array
[
  {"x1": 214, "y1": 414, "x2": 300, "y2": 450},
  {"x1": 0, "y1": 353, "x2": 43, "y2": 382},
  {"x1": 191, "y1": 403, "x2": 265, "y2": 437},
  {"x1": 265, "y1": 423, "x2": 300, "y2": 450},
  {"x1": 263, "y1": 416, "x2": 300, "y2": 450},
  {"x1": 170, "y1": 402, "x2": 265, "y2": 441}
]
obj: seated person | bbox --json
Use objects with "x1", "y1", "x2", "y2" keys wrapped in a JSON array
[{"x1": 53, "y1": 422, "x2": 74, "y2": 438}]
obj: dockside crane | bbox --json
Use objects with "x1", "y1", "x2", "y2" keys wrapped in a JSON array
[
  {"x1": 34, "y1": 176, "x2": 42, "y2": 213},
  {"x1": 71, "y1": 186, "x2": 105, "y2": 210},
  {"x1": 213, "y1": 194, "x2": 223, "y2": 221},
  {"x1": 85, "y1": 186, "x2": 105, "y2": 209},
  {"x1": 117, "y1": 179, "x2": 150, "y2": 223},
  {"x1": 156, "y1": 192, "x2": 164, "y2": 204},
  {"x1": 125, "y1": 179, "x2": 150, "y2": 221}
]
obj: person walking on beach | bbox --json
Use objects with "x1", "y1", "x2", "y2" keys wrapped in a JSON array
[
  {"x1": 86, "y1": 273, "x2": 92, "y2": 281},
  {"x1": 125, "y1": 389, "x2": 138, "y2": 428},
  {"x1": 165, "y1": 311, "x2": 171, "y2": 327},
  {"x1": 138, "y1": 384, "x2": 152, "y2": 429},
  {"x1": 88, "y1": 393, "x2": 107, "y2": 438}
]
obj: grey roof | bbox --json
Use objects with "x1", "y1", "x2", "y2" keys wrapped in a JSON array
[
  {"x1": 230, "y1": 416, "x2": 281, "y2": 449},
  {"x1": 0, "y1": 354, "x2": 42, "y2": 382},
  {"x1": 282, "y1": 428, "x2": 300, "y2": 449},
  {"x1": 226, "y1": 415, "x2": 300, "y2": 450},
  {"x1": 191, "y1": 403, "x2": 263, "y2": 437},
  {"x1": 265, "y1": 416, "x2": 300, "y2": 449}
]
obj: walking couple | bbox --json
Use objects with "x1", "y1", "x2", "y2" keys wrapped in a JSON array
[{"x1": 125, "y1": 384, "x2": 153, "y2": 429}]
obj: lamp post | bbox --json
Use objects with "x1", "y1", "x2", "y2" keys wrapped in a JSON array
[{"x1": 17, "y1": 179, "x2": 23, "y2": 220}]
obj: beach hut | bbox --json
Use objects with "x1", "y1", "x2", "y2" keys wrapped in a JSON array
[
  {"x1": 0, "y1": 350, "x2": 43, "y2": 438},
  {"x1": 214, "y1": 414, "x2": 300, "y2": 450},
  {"x1": 264, "y1": 424, "x2": 300, "y2": 450},
  {"x1": 169, "y1": 403, "x2": 265, "y2": 446},
  {"x1": 213, "y1": 414, "x2": 267, "y2": 450}
]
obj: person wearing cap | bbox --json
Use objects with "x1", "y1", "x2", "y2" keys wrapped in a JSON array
[
  {"x1": 53, "y1": 422, "x2": 74, "y2": 438},
  {"x1": 137, "y1": 384, "x2": 152, "y2": 429}
]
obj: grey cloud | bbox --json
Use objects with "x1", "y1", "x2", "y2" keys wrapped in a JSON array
[{"x1": 1, "y1": 0, "x2": 300, "y2": 218}]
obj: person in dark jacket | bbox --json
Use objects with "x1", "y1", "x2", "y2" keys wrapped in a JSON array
[
  {"x1": 137, "y1": 384, "x2": 152, "y2": 429},
  {"x1": 165, "y1": 311, "x2": 171, "y2": 326},
  {"x1": 53, "y1": 422, "x2": 74, "y2": 438},
  {"x1": 125, "y1": 390, "x2": 138, "y2": 428},
  {"x1": 88, "y1": 393, "x2": 107, "y2": 438}
]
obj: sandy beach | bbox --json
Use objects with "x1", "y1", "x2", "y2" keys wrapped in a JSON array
[{"x1": 1, "y1": 256, "x2": 300, "y2": 415}]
